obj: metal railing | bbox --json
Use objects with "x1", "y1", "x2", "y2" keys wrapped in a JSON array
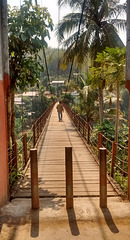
[
  {"x1": 8, "y1": 102, "x2": 55, "y2": 189},
  {"x1": 63, "y1": 103, "x2": 128, "y2": 194}
]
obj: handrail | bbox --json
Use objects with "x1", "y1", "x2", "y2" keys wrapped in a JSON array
[
  {"x1": 63, "y1": 103, "x2": 128, "y2": 194},
  {"x1": 8, "y1": 102, "x2": 55, "y2": 189}
]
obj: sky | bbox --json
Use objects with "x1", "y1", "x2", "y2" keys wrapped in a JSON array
[
  {"x1": 7, "y1": 0, "x2": 70, "y2": 48},
  {"x1": 7, "y1": 0, "x2": 126, "y2": 48}
]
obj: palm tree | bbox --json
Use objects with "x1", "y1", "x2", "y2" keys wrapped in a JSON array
[
  {"x1": 91, "y1": 46, "x2": 126, "y2": 143},
  {"x1": 100, "y1": 47, "x2": 125, "y2": 143},
  {"x1": 68, "y1": 74, "x2": 98, "y2": 122},
  {"x1": 57, "y1": 0, "x2": 126, "y2": 125}
]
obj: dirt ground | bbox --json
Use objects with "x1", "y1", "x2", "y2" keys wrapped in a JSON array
[{"x1": 0, "y1": 197, "x2": 130, "y2": 240}]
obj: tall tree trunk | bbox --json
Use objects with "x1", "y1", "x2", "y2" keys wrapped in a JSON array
[
  {"x1": 98, "y1": 86, "x2": 103, "y2": 126},
  {"x1": 115, "y1": 80, "x2": 120, "y2": 143},
  {"x1": 6, "y1": 87, "x2": 12, "y2": 148},
  {"x1": 11, "y1": 91, "x2": 16, "y2": 145},
  {"x1": 93, "y1": 58, "x2": 104, "y2": 126}
]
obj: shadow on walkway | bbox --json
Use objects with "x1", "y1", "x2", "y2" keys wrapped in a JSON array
[
  {"x1": 101, "y1": 208, "x2": 119, "y2": 233},
  {"x1": 67, "y1": 208, "x2": 80, "y2": 236}
]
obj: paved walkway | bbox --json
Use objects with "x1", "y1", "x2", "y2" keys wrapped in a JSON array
[{"x1": 13, "y1": 104, "x2": 117, "y2": 198}]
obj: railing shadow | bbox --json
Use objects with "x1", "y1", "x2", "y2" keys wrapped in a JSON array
[
  {"x1": 101, "y1": 207, "x2": 119, "y2": 233},
  {"x1": 67, "y1": 208, "x2": 80, "y2": 236}
]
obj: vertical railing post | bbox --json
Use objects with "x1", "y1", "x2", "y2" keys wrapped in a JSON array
[
  {"x1": 83, "y1": 120, "x2": 85, "y2": 137},
  {"x1": 65, "y1": 147, "x2": 73, "y2": 209},
  {"x1": 39, "y1": 119, "x2": 40, "y2": 138},
  {"x1": 30, "y1": 148, "x2": 39, "y2": 209},
  {"x1": 41, "y1": 114, "x2": 43, "y2": 130},
  {"x1": 98, "y1": 132, "x2": 103, "y2": 157},
  {"x1": 36, "y1": 121, "x2": 38, "y2": 143},
  {"x1": 75, "y1": 113, "x2": 77, "y2": 126},
  {"x1": 33, "y1": 124, "x2": 36, "y2": 147},
  {"x1": 37, "y1": 119, "x2": 39, "y2": 141},
  {"x1": 39, "y1": 117, "x2": 41, "y2": 134},
  {"x1": 74, "y1": 113, "x2": 76, "y2": 126},
  {"x1": 78, "y1": 116, "x2": 80, "y2": 132},
  {"x1": 98, "y1": 132, "x2": 103, "y2": 148},
  {"x1": 72, "y1": 112, "x2": 75, "y2": 123},
  {"x1": 23, "y1": 133, "x2": 28, "y2": 166},
  {"x1": 99, "y1": 147, "x2": 107, "y2": 208},
  {"x1": 87, "y1": 123, "x2": 90, "y2": 144},
  {"x1": 111, "y1": 141, "x2": 116, "y2": 178}
]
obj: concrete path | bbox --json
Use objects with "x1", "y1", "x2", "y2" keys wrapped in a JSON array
[{"x1": 0, "y1": 197, "x2": 130, "y2": 239}]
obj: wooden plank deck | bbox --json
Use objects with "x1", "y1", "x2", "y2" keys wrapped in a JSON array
[{"x1": 13, "y1": 104, "x2": 118, "y2": 198}]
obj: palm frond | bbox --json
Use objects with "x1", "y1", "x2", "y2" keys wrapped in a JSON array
[
  {"x1": 56, "y1": 0, "x2": 126, "y2": 69},
  {"x1": 98, "y1": 0, "x2": 108, "y2": 21},
  {"x1": 58, "y1": 0, "x2": 82, "y2": 9},
  {"x1": 110, "y1": 19, "x2": 126, "y2": 31},
  {"x1": 108, "y1": 2, "x2": 126, "y2": 19},
  {"x1": 56, "y1": 13, "x2": 83, "y2": 42},
  {"x1": 101, "y1": 22, "x2": 124, "y2": 48}
]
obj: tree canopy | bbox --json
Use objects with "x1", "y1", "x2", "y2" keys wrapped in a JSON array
[
  {"x1": 57, "y1": 0, "x2": 126, "y2": 66},
  {"x1": 8, "y1": 0, "x2": 53, "y2": 91}
]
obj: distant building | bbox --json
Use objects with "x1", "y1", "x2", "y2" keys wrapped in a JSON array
[
  {"x1": 50, "y1": 81, "x2": 64, "y2": 85},
  {"x1": 14, "y1": 97, "x2": 22, "y2": 105},
  {"x1": 15, "y1": 92, "x2": 38, "y2": 105}
]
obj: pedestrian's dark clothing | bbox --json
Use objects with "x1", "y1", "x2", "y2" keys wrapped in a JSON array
[{"x1": 56, "y1": 102, "x2": 64, "y2": 121}]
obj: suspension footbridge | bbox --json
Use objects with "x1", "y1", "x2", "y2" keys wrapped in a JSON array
[{"x1": 11, "y1": 103, "x2": 120, "y2": 199}]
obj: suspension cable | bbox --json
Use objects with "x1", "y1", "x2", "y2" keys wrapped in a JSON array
[
  {"x1": 57, "y1": 2, "x2": 60, "y2": 80},
  {"x1": 35, "y1": 0, "x2": 51, "y2": 92},
  {"x1": 67, "y1": 0, "x2": 86, "y2": 85},
  {"x1": 43, "y1": 47, "x2": 51, "y2": 88}
]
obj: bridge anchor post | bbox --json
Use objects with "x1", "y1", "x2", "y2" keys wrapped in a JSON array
[
  {"x1": 65, "y1": 147, "x2": 73, "y2": 209},
  {"x1": 99, "y1": 147, "x2": 107, "y2": 208},
  {"x1": 30, "y1": 148, "x2": 39, "y2": 209}
]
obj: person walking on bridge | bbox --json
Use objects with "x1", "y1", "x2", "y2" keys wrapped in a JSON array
[{"x1": 56, "y1": 101, "x2": 64, "y2": 121}]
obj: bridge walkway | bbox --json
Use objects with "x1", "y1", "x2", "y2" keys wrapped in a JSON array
[{"x1": 13, "y1": 104, "x2": 118, "y2": 198}]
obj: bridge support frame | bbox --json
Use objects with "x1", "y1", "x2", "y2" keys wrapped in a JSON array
[
  {"x1": 30, "y1": 148, "x2": 39, "y2": 209},
  {"x1": 99, "y1": 147, "x2": 107, "y2": 208},
  {"x1": 65, "y1": 147, "x2": 73, "y2": 209},
  {"x1": 111, "y1": 141, "x2": 116, "y2": 178},
  {"x1": 23, "y1": 133, "x2": 28, "y2": 166}
]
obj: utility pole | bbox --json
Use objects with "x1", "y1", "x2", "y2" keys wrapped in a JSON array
[{"x1": 126, "y1": 0, "x2": 130, "y2": 201}]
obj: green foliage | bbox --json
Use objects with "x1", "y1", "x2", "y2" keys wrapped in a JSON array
[
  {"x1": 94, "y1": 118, "x2": 128, "y2": 147},
  {"x1": 94, "y1": 119, "x2": 115, "y2": 141},
  {"x1": 15, "y1": 93, "x2": 53, "y2": 136},
  {"x1": 95, "y1": 47, "x2": 126, "y2": 86},
  {"x1": 118, "y1": 123, "x2": 128, "y2": 146},
  {"x1": 91, "y1": 47, "x2": 126, "y2": 88},
  {"x1": 84, "y1": 88, "x2": 98, "y2": 122},
  {"x1": 114, "y1": 171, "x2": 128, "y2": 194},
  {"x1": 9, "y1": 165, "x2": 23, "y2": 190},
  {"x1": 32, "y1": 94, "x2": 52, "y2": 119},
  {"x1": 15, "y1": 118, "x2": 22, "y2": 136},
  {"x1": 120, "y1": 88, "x2": 129, "y2": 120},
  {"x1": 57, "y1": 0, "x2": 125, "y2": 67},
  {"x1": 61, "y1": 93, "x2": 75, "y2": 107},
  {"x1": 8, "y1": 0, "x2": 53, "y2": 91}
]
